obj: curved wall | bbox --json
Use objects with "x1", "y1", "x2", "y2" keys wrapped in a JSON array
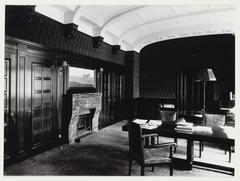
[{"x1": 140, "y1": 34, "x2": 235, "y2": 100}]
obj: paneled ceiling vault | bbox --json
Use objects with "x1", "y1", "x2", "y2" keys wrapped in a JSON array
[{"x1": 36, "y1": 5, "x2": 236, "y2": 52}]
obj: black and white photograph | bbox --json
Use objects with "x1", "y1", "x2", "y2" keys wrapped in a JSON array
[{"x1": 1, "y1": 0, "x2": 239, "y2": 178}]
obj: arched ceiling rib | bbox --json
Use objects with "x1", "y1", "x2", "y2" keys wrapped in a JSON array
[
  {"x1": 35, "y1": 5, "x2": 236, "y2": 53},
  {"x1": 100, "y1": 6, "x2": 147, "y2": 41},
  {"x1": 132, "y1": 22, "x2": 234, "y2": 52},
  {"x1": 118, "y1": 7, "x2": 234, "y2": 43}
]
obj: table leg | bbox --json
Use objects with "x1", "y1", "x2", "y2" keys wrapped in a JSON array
[
  {"x1": 151, "y1": 136, "x2": 155, "y2": 145},
  {"x1": 186, "y1": 139, "x2": 194, "y2": 170},
  {"x1": 144, "y1": 137, "x2": 150, "y2": 146}
]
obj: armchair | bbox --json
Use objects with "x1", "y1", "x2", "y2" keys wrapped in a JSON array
[
  {"x1": 128, "y1": 121, "x2": 176, "y2": 176},
  {"x1": 199, "y1": 113, "x2": 232, "y2": 162},
  {"x1": 158, "y1": 109, "x2": 178, "y2": 151}
]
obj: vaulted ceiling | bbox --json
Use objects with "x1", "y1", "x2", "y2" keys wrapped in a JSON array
[{"x1": 35, "y1": 5, "x2": 236, "y2": 52}]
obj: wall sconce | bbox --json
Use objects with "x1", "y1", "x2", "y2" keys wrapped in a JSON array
[
  {"x1": 97, "y1": 68, "x2": 104, "y2": 78},
  {"x1": 59, "y1": 61, "x2": 68, "y2": 75},
  {"x1": 62, "y1": 61, "x2": 68, "y2": 67}
]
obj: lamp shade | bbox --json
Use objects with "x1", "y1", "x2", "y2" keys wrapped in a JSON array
[{"x1": 196, "y1": 68, "x2": 217, "y2": 82}]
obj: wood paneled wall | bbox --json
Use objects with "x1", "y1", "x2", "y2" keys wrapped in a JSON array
[
  {"x1": 5, "y1": 6, "x2": 125, "y2": 66},
  {"x1": 4, "y1": 6, "x2": 141, "y2": 164}
]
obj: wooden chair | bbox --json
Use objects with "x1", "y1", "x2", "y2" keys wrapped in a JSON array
[
  {"x1": 128, "y1": 121, "x2": 176, "y2": 176},
  {"x1": 199, "y1": 114, "x2": 232, "y2": 162}
]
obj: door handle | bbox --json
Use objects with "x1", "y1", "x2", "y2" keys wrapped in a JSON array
[
  {"x1": 10, "y1": 112, "x2": 15, "y2": 125},
  {"x1": 27, "y1": 110, "x2": 33, "y2": 119}
]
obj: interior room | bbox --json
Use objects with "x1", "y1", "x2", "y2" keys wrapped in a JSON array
[{"x1": 3, "y1": 3, "x2": 236, "y2": 176}]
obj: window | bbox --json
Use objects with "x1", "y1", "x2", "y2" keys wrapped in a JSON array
[{"x1": 68, "y1": 66, "x2": 95, "y2": 88}]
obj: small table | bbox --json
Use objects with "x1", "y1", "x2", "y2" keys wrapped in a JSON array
[{"x1": 122, "y1": 120, "x2": 235, "y2": 174}]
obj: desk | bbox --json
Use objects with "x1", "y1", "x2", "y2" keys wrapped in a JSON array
[{"x1": 122, "y1": 120, "x2": 235, "y2": 173}]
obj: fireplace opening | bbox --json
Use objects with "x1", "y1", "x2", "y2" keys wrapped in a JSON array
[
  {"x1": 67, "y1": 92, "x2": 102, "y2": 144},
  {"x1": 75, "y1": 108, "x2": 96, "y2": 142}
]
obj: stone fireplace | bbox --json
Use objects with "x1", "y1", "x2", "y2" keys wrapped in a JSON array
[{"x1": 68, "y1": 92, "x2": 102, "y2": 144}]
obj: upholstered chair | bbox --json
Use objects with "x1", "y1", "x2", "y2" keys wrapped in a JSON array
[
  {"x1": 160, "y1": 110, "x2": 177, "y2": 122},
  {"x1": 205, "y1": 114, "x2": 225, "y2": 126},
  {"x1": 199, "y1": 114, "x2": 231, "y2": 162},
  {"x1": 158, "y1": 110, "x2": 178, "y2": 151}
]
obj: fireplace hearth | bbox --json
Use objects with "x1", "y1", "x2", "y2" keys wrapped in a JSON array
[{"x1": 68, "y1": 92, "x2": 102, "y2": 144}]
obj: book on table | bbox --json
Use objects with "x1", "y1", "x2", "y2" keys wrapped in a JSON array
[
  {"x1": 193, "y1": 126, "x2": 212, "y2": 135},
  {"x1": 175, "y1": 121, "x2": 194, "y2": 133}
]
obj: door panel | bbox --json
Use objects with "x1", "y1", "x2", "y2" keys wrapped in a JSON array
[
  {"x1": 4, "y1": 59, "x2": 10, "y2": 160},
  {"x1": 4, "y1": 43, "x2": 18, "y2": 163},
  {"x1": 31, "y1": 63, "x2": 54, "y2": 149},
  {"x1": 17, "y1": 55, "x2": 27, "y2": 155},
  {"x1": 99, "y1": 70, "x2": 125, "y2": 128},
  {"x1": 5, "y1": 40, "x2": 59, "y2": 163},
  {"x1": 101, "y1": 71, "x2": 111, "y2": 126}
]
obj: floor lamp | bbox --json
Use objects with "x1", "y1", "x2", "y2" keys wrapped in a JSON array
[{"x1": 196, "y1": 68, "x2": 217, "y2": 125}]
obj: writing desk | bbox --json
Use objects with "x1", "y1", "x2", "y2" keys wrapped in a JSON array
[{"x1": 122, "y1": 120, "x2": 235, "y2": 174}]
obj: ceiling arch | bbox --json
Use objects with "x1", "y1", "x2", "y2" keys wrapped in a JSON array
[
  {"x1": 99, "y1": 6, "x2": 147, "y2": 42},
  {"x1": 35, "y1": 4, "x2": 236, "y2": 53},
  {"x1": 118, "y1": 7, "x2": 234, "y2": 42}
]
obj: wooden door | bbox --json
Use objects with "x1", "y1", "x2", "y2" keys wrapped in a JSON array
[
  {"x1": 99, "y1": 70, "x2": 125, "y2": 128},
  {"x1": 31, "y1": 62, "x2": 55, "y2": 149},
  {"x1": 111, "y1": 73, "x2": 124, "y2": 122},
  {"x1": 177, "y1": 72, "x2": 187, "y2": 115},
  {"x1": 109, "y1": 72, "x2": 116, "y2": 122},
  {"x1": 100, "y1": 71, "x2": 111, "y2": 127},
  {"x1": 5, "y1": 40, "x2": 59, "y2": 162},
  {"x1": 4, "y1": 59, "x2": 11, "y2": 161},
  {"x1": 4, "y1": 43, "x2": 17, "y2": 163}
]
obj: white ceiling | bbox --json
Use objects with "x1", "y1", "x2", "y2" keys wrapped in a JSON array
[{"x1": 35, "y1": 5, "x2": 236, "y2": 52}]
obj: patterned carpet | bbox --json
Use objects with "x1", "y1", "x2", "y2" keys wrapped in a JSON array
[{"x1": 4, "y1": 120, "x2": 234, "y2": 176}]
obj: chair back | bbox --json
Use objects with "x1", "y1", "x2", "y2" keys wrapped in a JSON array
[
  {"x1": 160, "y1": 110, "x2": 177, "y2": 122},
  {"x1": 205, "y1": 113, "x2": 226, "y2": 126},
  {"x1": 128, "y1": 121, "x2": 144, "y2": 164}
]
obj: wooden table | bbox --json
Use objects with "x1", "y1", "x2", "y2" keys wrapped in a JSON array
[{"x1": 122, "y1": 120, "x2": 235, "y2": 174}]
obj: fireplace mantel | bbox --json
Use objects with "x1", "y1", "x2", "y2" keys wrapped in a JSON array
[{"x1": 68, "y1": 92, "x2": 102, "y2": 144}]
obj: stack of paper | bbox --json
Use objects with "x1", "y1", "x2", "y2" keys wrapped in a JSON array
[
  {"x1": 175, "y1": 122, "x2": 194, "y2": 133},
  {"x1": 133, "y1": 119, "x2": 148, "y2": 125},
  {"x1": 148, "y1": 120, "x2": 162, "y2": 126},
  {"x1": 140, "y1": 124, "x2": 158, "y2": 130},
  {"x1": 133, "y1": 119, "x2": 161, "y2": 130},
  {"x1": 193, "y1": 126, "x2": 212, "y2": 135}
]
